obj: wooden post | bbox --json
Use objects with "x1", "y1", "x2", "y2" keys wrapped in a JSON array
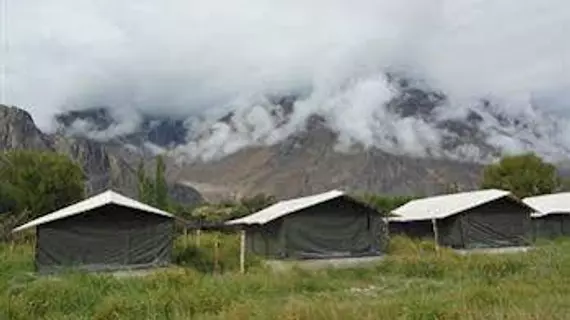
[
  {"x1": 431, "y1": 218, "x2": 440, "y2": 253},
  {"x1": 184, "y1": 227, "x2": 189, "y2": 247},
  {"x1": 239, "y1": 229, "x2": 246, "y2": 274},
  {"x1": 195, "y1": 229, "x2": 201, "y2": 247},
  {"x1": 213, "y1": 237, "x2": 220, "y2": 274}
]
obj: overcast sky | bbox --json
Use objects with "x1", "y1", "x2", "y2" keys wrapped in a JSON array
[{"x1": 1, "y1": 0, "x2": 569, "y2": 135}]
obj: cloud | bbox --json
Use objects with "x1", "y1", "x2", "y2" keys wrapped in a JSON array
[{"x1": 2, "y1": 0, "x2": 570, "y2": 160}]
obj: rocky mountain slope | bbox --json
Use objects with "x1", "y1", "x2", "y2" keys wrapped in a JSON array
[
  {"x1": 0, "y1": 104, "x2": 203, "y2": 206},
  {"x1": 30, "y1": 74, "x2": 570, "y2": 201},
  {"x1": 53, "y1": 97, "x2": 484, "y2": 201},
  {"x1": 175, "y1": 116, "x2": 482, "y2": 200},
  {"x1": 48, "y1": 77, "x2": 570, "y2": 201}
]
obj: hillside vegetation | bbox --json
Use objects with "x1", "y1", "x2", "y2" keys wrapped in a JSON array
[{"x1": 2, "y1": 235, "x2": 570, "y2": 319}]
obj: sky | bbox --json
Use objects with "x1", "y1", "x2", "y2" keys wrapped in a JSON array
[{"x1": 1, "y1": 0, "x2": 570, "y2": 160}]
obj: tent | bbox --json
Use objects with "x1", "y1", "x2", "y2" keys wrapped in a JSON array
[
  {"x1": 13, "y1": 190, "x2": 175, "y2": 273},
  {"x1": 388, "y1": 189, "x2": 533, "y2": 249},
  {"x1": 226, "y1": 190, "x2": 387, "y2": 261},
  {"x1": 523, "y1": 192, "x2": 570, "y2": 239}
]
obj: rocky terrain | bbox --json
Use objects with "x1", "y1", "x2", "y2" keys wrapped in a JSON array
[
  {"x1": 5, "y1": 78, "x2": 569, "y2": 202},
  {"x1": 0, "y1": 104, "x2": 203, "y2": 205},
  {"x1": 176, "y1": 116, "x2": 482, "y2": 200}
]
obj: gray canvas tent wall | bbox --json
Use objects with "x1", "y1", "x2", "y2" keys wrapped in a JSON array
[
  {"x1": 227, "y1": 190, "x2": 387, "y2": 260},
  {"x1": 13, "y1": 190, "x2": 175, "y2": 274},
  {"x1": 523, "y1": 193, "x2": 570, "y2": 239},
  {"x1": 388, "y1": 189, "x2": 533, "y2": 249}
]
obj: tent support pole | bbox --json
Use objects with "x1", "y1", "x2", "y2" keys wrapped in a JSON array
[
  {"x1": 184, "y1": 227, "x2": 189, "y2": 247},
  {"x1": 239, "y1": 229, "x2": 246, "y2": 274},
  {"x1": 431, "y1": 218, "x2": 440, "y2": 253},
  {"x1": 213, "y1": 238, "x2": 220, "y2": 274},
  {"x1": 195, "y1": 229, "x2": 201, "y2": 247}
]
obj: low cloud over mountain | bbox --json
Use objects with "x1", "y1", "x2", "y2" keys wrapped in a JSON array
[{"x1": 3, "y1": 0, "x2": 570, "y2": 162}]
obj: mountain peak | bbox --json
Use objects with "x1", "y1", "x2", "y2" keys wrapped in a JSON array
[{"x1": 0, "y1": 104, "x2": 52, "y2": 151}]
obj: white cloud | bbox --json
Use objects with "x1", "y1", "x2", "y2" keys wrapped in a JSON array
[{"x1": 2, "y1": 0, "x2": 570, "y2": 160}]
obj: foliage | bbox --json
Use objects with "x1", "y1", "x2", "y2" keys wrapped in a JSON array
[
  {"x1": 154, "y1": 156, "x2": 168, "y2": 210},
  {"x1": 481, "y1": 153, "x2": 561, "y2": 198},
  {"x1": 0, "y1": 150, "x2": 85, "y2": 220},
  {"x1": 137, "y1": 156, "x2": 170, "y2": 210},
  {"x1": 239, "y1": 193, "x2": 277, "y2": 214},
  {"x1": 354, "y1": 193, "x2": 417, "y2": 214},
  {"x1": 186, "y1": 193, "x2": 277, "y2": 223},
  {"x1": 136, "y1": 160, "x2": 154, "y2": 206},
  {"x1": 445, "y1": 182, "x2": 463, "y2": 193},
  {"x1": 560, "y1": 178, "x2": 570, "y2": 192},
  {"x1": 3, "y1": 237, "x2": 570, "y2": 319}
]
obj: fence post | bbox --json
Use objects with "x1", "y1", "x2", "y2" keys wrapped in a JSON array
[
  {"x1": 184, "y1": 227, "x2": 189, "y2": 247},
  {"x1": 213, "y1": 237, "x2": 220, "y2": 274},
  {"x1": 195, "y1": 229, "x2": 201, "y2": 247},
  {"x1": 431, "y1": 218, "x2": 440, "y2": 253},
  {"x1": 239, "y1": 229, "x2": 246, "y2": 274}
]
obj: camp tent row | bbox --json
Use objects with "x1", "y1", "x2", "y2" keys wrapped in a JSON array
[
  {"x1": 12, "y1": 189, "x2": 389, "y2": 273},
  {"x1": 11, "y1": 188, "x2": 570, "y2": 274}
]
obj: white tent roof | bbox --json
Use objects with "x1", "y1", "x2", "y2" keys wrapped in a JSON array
[
  {"x1": 13, "y1": 190, "x2": 174, "y2": 232},
  {"x1": 523, "y1": 192, "x2": 570, "y2": 217},
  {"x1": 389, "y1": 189, "x2": 513, "y2": 222},
  {"x1": 227, "y1": 189, "x2": 346, "y2": 225}
]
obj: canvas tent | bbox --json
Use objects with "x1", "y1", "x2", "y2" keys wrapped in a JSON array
[
  {"x1": 388, "y1": 189, "x2": 533, "y2": 249},
  {"x1": 13, "y1": 190, "x2": 175, "y2": 274},
  {"x1": 523, "y1": 192, "x2": 570, "y2": 239},
  {"x1": 226, "y1": 190, "x2": 387, "y2": 261}
]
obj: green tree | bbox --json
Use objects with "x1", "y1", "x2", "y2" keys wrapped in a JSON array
[
  {"x1": 137, "y1": 156, "x2": 172, "y2": 209},
  {"x1": 239, "y1": 193, "x2": 276, "y2": 214},
  {"x1": 445, "y1": 182, "x2": 463, "y2": 193},
  {"x1": 154, "y1": 155, "x2": 168, "y2": 210},
  {"x1": 481, "y1": 153, "x2": 561, "y2": 198},
  {"x1": 136, "y1": 160, "x2": 155, "y2": 205},
  {"x1": 561, "y1": 178, "x2": 570, "y2": 192},
  {"x1": 0, "y1": 150, "x2": 85, "y2": 219},
  {"x1": 355, "y1": 193, "x2": 416, "y2": 214}
]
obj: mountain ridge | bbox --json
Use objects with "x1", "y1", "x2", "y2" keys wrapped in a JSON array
[
  {"x1": 8, "y1": 74, "x2": 570, "y2": 203},
  {"x1": 0, "y1": 104, "x2": 203, "y2": 206},
  {"x1": 46, "y1": 80, "x2": 570, "y2": 201}
]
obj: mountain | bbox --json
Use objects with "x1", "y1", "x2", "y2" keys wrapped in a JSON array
[
  {"x1": 175, "y1": 115, "x2": 482, "y2": 201},
  {"x1": 0, "y1": 104, "x2": 203, "y2": 206},
  {"x1": 46, "y1": 77, "x2": 570, "y2": 201},
  {"x1": 52, "y1": 102, "x2": 483, "y2": 201}
]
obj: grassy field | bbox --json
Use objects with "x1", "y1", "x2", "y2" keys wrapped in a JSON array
[{"x1": 2, "y1": 235, "x2": 570, "y2": 319}]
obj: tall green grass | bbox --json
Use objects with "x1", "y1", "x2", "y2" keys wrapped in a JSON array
[{"x1": 2, "y1": 235, "x2": 570, "y2": 319}]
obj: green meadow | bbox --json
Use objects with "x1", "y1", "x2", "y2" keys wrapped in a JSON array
[{"x1": 1, "y1": 235, "x2": 570, "y2": 320}]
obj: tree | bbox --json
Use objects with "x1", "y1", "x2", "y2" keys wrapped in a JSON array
[
  {"x1": 481, "y1": 153, "x2": 561, "y2": 198},
  {"x1": 355, "y1": 193, "x2": 417, "y2": 214},
  {"x1": 136, "y1": 160, "x2": 155, "y2": 205},
  {"x1": 136, "y1": 156, "x2": 170, "y2": 210},
  {"x1": 0, "y1": 150, "x2": 86, "y2": 219},
  {"x1": 239, "y1": 193, "x2": 276, "y2": 214},
  {"x1": 154, "y1": 155, "x2": 168, "y2": 210}
]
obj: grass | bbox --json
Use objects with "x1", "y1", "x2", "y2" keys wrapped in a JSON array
[{"x1": 2, "y1": 235, "x2": 570, "y2": 319}]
